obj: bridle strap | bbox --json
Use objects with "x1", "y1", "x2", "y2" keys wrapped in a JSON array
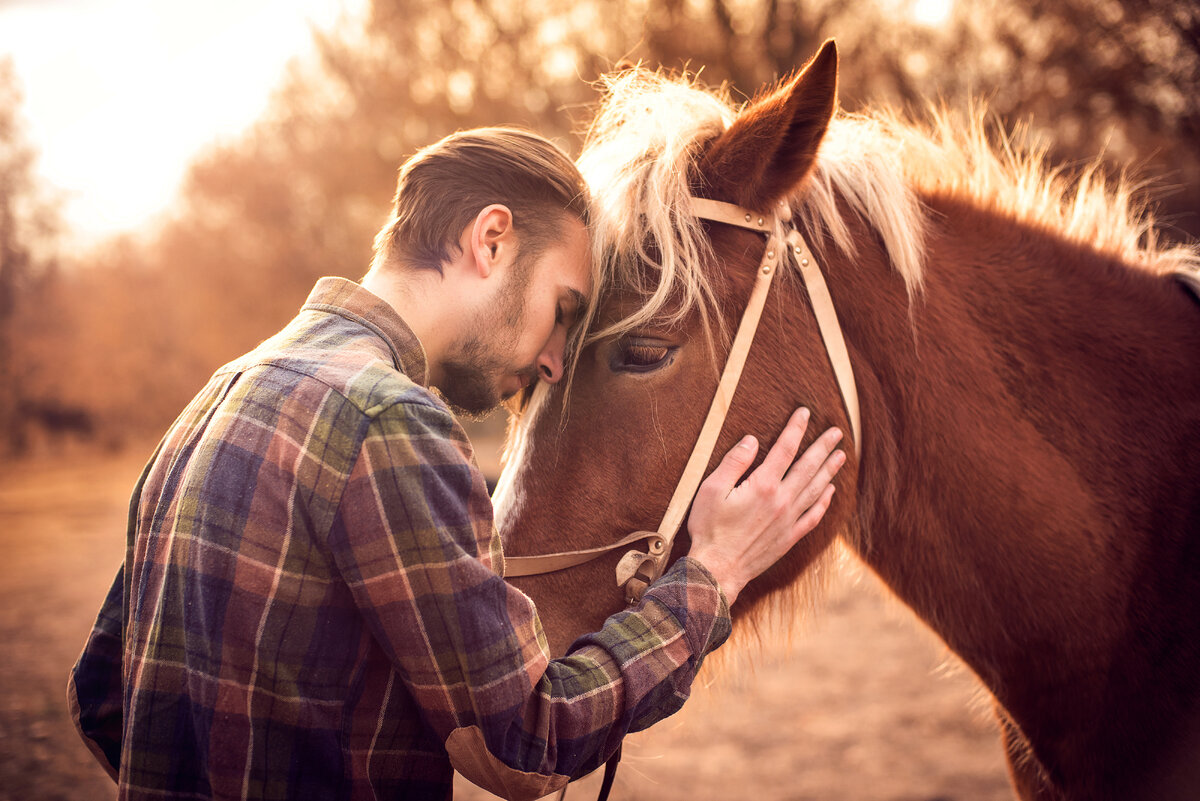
[
  {"x1": 690, "y1": 197, "x2": 776, "y2": 232},
  {"x1": 503, "y1": 200, "x2": 781, "y2": 589},
  {"x1": 500, "y1": 195, "x2": 861, "y2": 607},
  {"x1": 618, "y1": 198, "x2": 785, "y2": 601},
  {"x1": 787, "y1": 231, "x2": 862, "y2": 461},
  {"x1": 692, "y1": 198, "x2": 860, "y2": 457},
  {"x1": 504, "y1": 531, "x2": 660, "y2": 577}
]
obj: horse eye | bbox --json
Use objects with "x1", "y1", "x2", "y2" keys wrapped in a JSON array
[{"x1": 611, "y1": 341, "x2": 674, "y2": 373}]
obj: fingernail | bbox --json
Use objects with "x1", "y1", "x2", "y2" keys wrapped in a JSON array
[
  {"x1": 739, "y1": 435, "x2": 756, "y2": 449},
  {"x1": 799, "y1": 407, "x2": 810, "y2": 420}
]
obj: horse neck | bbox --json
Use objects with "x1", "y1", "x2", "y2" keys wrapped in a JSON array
[{"x1": 811, "y1": 192, "x2": 1200, "y2": 792}]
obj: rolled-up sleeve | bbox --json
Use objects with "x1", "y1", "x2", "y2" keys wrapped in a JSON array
[{"x1": 330, "y1": 397, "x2": 731, "y2": 800}]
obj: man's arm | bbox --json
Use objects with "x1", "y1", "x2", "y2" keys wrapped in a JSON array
[
  {"x1": 67, "y1": 565, "x2": 124, "y2": 781},
  {"x1": 329, "y1": 396, "x2": 840, "y2": 800}
]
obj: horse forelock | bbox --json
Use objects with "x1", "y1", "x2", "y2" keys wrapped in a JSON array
[
  {"x1": 574, "y1": 68, "x2": 1199, "y2": 353},
  {"x1": 576, "y1": 68, "x2": 733, "y2": 347},
  {"x1": 575, "y1": 67, "x2": 932, "y2": 347}
]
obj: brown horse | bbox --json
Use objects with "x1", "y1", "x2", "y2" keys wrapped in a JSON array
[{"x1": 494, "y1": 42, "x2": 1200, "y2": 800}]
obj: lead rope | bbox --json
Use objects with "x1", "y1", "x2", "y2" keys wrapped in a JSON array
[{"x1": 554, "y1": 745, "x2": 621, "y2": 801}]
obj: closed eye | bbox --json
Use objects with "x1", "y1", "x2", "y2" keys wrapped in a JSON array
[{"x1": 610, "y1": 340, "x2": 675, "y2": 373}]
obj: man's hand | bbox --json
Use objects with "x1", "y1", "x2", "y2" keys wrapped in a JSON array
[{"x1": 686, "y1": 407, "x2": 845, "y2": 605}]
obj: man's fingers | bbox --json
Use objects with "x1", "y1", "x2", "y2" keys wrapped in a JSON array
[
  {"x1": 753, "y1": 407, "x2": 811, "y2": 483},
  {"x1": 792, "y1": 484, "x2": 836, "y2": 541},
  {"x1": 783, "y1": 426, "x2": 844, "y2": 492},
  {"x1": 788, "y1": 448, "x2": 845, "y2": 518},
  {"x1": 702, "y1": 434, "x2": 760, "y2": 495}
]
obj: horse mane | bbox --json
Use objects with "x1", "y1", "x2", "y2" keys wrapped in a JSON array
[
  {"x1": 574, "y1": 68, "x2": 733, "y2": 347},
  {"x1": 575, "y1": 66, "x2": 1200, "y2": 349}
]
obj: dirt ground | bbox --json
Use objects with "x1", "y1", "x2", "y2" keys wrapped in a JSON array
[{"x1": 0, "y1": 448, "x2": 1014, "y2": 801}]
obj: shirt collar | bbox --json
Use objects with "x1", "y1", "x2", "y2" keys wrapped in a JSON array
[{"x1": 301, "y1": 277, "x2": 428, "y2": 386}]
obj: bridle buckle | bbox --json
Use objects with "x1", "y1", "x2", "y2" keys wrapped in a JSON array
[{"x1": 615, "y1": 533, "x2": 664, "y2": 604}]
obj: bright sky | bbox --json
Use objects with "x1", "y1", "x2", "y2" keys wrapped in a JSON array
[
  {"x1": 909, "y1": 0, "x2": 954, "y2": 27},
  {"x1": 0, "y1": 0, "x2": 366, "y2": 248}
]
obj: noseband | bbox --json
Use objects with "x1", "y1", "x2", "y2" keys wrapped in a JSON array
[{"x1": 504, "y1": 196, "x2": 861, "y2": 605}]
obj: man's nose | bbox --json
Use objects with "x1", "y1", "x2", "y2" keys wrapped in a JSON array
[{"x1": 537, "y1": 328, "x2": 567, "y2": 384}]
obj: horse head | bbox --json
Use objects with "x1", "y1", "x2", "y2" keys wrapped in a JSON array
[
  {"x1": 495, "y1": 41, "x2": 863, "y2": 656},
  {"x1": 492, "y1": 32, "x2": 1200, "y2": 798}
]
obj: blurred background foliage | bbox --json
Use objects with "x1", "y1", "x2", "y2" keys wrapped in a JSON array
[{"x1": 1, "y1": 0, "x2": 1197, "y2": 455}]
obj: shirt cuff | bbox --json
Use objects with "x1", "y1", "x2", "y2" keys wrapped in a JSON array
[{"x1": 643, "y1": 556, "x2": 733, "y2": 658}]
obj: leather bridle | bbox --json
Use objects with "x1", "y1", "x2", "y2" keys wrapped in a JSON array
[{"x1": 504, "y1": 195, "x2": 861, "y2": 604}]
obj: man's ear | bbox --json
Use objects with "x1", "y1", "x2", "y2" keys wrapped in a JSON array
[{"x1": 469, "y1": 204, "x2": 516, "y2": 278}]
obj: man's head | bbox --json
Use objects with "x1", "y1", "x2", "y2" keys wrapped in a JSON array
[
  {"x1": 435, "y1": 209, "x2": 590, "y2": 415},
  {"x1": 367, "y1": 127, "x2": 594, "y2": 416},
  {"x1": 371, "y1": 126, "x2": 590, "y2": 276}
]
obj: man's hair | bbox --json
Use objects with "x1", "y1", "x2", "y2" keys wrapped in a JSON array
[{"x1": 371, "y1": 127, "x2": 590, "y2": 273}]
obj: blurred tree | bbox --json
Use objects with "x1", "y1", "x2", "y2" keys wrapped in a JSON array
[
  {"x1": 0, "y1": 57, "x2": 63, "y2": 456},
  {"x1": 44, "y1": 0, "x2": 1199, "y2": 447},
  {"x1": 621, "y1": 0, "x2": 1200, "y2": 237},
  {"x1": 54, "y1": 0, "x2": 638, "y2": 439},
  {"x1": 960, "y1": 0, "x2": 1200, "y2": 236}
]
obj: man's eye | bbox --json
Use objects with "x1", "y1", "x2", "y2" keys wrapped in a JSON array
[{"x1": 610, "y1": 341, "x2": 674, "y2": 373}]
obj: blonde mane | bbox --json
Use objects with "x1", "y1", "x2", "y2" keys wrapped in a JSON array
[
  {"x1": 575, "y1": 67, "x2": 1200, "y2": 349},
  {"x1": 574, "y1": 69, "x2": 733, "y2": 347}
]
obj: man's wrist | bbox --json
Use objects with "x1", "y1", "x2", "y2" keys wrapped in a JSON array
[{"x1": 685, "y1": 549, "x2": 741, "y2": 606}]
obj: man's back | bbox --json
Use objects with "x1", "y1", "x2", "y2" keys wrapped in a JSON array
[{"x1": 118, "y1": 283, "x2": 471, "y2": 799}]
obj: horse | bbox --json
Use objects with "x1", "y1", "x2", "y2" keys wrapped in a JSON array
[{"x1": 493, "y1": 41, "x2": 1200, "y2": 800}]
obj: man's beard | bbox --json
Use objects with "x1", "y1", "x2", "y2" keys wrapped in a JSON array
[
  {"x1": 439, "y1": 343, "x2": 524, "y2": 418},
  {"x1": 437, "y1": 256, "x2": 533, "y2": 418}
]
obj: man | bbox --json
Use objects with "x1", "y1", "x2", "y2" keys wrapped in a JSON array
[{"x1": 68, "y1": 127, "x2": 845, "y2": 800}]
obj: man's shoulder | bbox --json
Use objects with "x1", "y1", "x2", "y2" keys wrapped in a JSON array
[
  {"x1": 309, "y1": 353, "x2": 442, "y2": 419},
  {"x1": 223, "y1": 317, "x2": 449, "y2": 424}
]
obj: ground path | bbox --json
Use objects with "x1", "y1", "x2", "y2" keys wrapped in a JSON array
[{"x1": 0, "y1": 449, "x2": 1011, "y2": 801}]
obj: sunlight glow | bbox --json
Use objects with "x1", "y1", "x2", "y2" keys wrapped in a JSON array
[
  {"x1": 0, "y1": 0, "x2": 366, "y2": 248},
  {"x1": 909, "y1": 0, "x2": 954, "y2": 27}
]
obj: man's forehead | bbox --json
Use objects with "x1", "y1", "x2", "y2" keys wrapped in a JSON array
[
  {"x1": 531, "y1": 214, "x2": 592, "y2": 307},
  {"x1": 563, "y1": 219, "x2": 594, "y2": 298}
]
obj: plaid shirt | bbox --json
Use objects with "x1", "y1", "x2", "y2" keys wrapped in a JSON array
[{"x1": 68, "y1": 277, "x2": 731, "y2": 801}]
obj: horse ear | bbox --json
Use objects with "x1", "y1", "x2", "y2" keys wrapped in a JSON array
[{"x1": 698, "y1": 40, "x2": 838, "y2": 210}]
